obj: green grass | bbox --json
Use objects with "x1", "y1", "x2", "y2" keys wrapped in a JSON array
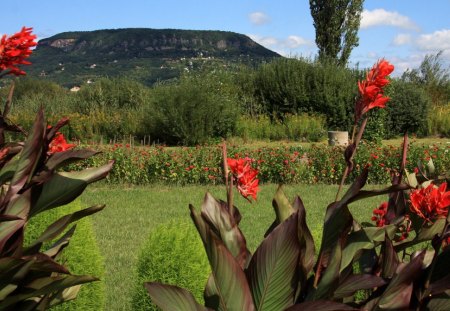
[{"x1": 80, "y1": 183, "x2": 386, "y2": 311}]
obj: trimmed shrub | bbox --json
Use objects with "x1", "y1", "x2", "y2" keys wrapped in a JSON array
[
  {"x1": 385, "y1": 80, "x2": 430, "y2": 137},
  {"x1": 144, "y1": 71, "x2": 240, "y2": 145},
  {"x1": 24, "y1": 200, "x2": 105, "y2": 311},
  {"x1": 131, "y1": 220, "x2": 210, "y2": 311}
]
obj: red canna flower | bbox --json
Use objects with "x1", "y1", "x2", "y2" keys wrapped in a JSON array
[
  {"x1": 355, "y1": 59, "x2": 394, "y2": 122},
  {"x1": 0, "y1": 27, "x2": 37, "y2": 76},
  {"x1": 410, "y1": 182, "x2": 450, "y2": 222},
  {"x1": 48, "y1": 132, "x2": 75, "y2": 155},
  {"x1": 227, "y1": 158, "x2": 259, "y2": 201}
]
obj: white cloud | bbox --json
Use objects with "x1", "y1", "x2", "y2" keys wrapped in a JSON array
[
  {"x1": 248, "y1": 34, "x2": 278, "y2": 47},
  {"x1": 416, "y1": 29, "x2": 450, "y2": 51},
  {"x1": 248, "y1": 12, "x2": 270, "y2": 26},
  {"x1": 285, "y1": 35, "x2": 312, "y2": 48},
  {"x1": 392, "y1": 33, "x2": 412, "y2": 46},
  {"x1": 361, "y1": 9, "x2": 419, "y2": 30},
  {"x1": 249, "y1": 34, "x2": 314, "y2": 57}
]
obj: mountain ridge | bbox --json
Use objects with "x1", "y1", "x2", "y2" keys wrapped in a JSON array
[{"x1": 26, "y1": 28, "x2": 281, "y2": 86}]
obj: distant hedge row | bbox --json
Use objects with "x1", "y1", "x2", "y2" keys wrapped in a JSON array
[{"x1": 4, "y1": 56, "x2": 448, "y2": 145}]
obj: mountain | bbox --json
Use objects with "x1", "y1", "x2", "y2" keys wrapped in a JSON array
[{"x1": 26, "y1": 28, "x2": 281, "y2": 86}]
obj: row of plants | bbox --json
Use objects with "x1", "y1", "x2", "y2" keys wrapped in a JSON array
[
  {"x1": 3, "y1": 53, "x2": 449, "y2": 145},
  {"x1": 68, "y1": 141, "x2": 450, "y2": 185}
]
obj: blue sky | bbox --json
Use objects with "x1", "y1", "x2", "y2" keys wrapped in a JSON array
[{"x1": 2, "y1": 0, "x2": 449, "y2": 75}]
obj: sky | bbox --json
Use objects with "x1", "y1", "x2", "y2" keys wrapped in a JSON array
[{"x1": 2, "y1": 0, "x2": 449, "y2": 75}]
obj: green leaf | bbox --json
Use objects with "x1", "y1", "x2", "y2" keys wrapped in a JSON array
[
  {"x1": 405, "y1": 169, "x2": 418, "y2": 188},
  {"x1": 199, "y1": 192, "x2": 250, "y2": 268},
  {"x1": 26, "y1": 205, "x2": 104, "y2": 251},
  {"x1": 273, "y1": 186, "x2": 297, "y2": 221},
  {"x1": 378, "y1": 251, "x2": 425, "y2": 309},
  {"x1": 0, "y1": 275, "x2": 96, "y2": 309},
  {"x1": 424, "y1": 292, "x2": 450, "y2": 310},
  {"x1": 43, "y1": 225, "x2": 76, "y2": 258},
  {"x1": 190, "y1": 203, "x2": 255, "y2": 311},
  {"x1": 246, "y1": 212, "x2": 300, "y2": 311},
  {"x1": 285, "y1": 300, "x2": 357, "y2": 310},
  {"x1": 312, "y1": 236, "x2": 343, "y2": 300},
  {"x1": 333, "y1": 274, "x2": 386, "y2": 299},
  {"x1": 417, "y1": 218, "x2": 446, "y2": 241},
  {"x1": 47, "y1": 285, "x2": 82, "y2": 308},
  {"x1": 319, "y1": 201, "x2": 352, "y2": 269},
  {"x1": 381, "y1": 236, "x2": 399, "y2": 279},
  {"x1": 45, "y1": 149, "x2": 99, "y2": 171},
  {"x1": 294, "y1": 195, "x2": 315, "y2": 296},
  {"x1": 426, "y1": 159, "x2": 435, "y2": 175},
  {"x1": 0, "y1": 258, "x2": 34, "y2": 293},
  {"x1": 340, "y1": 225, "x2": 396, "y2": 272},
  {"x1": 30, "y1": 161, "x2": 113, "y2": 217},
  {"x1": 145, "y1": 283, "x2": 210, "y2": 311},
  {"x1": 205, "y1": 230, "x2": 255, "y2": 311},
  {"x1": 264, "y1": 186, "x2": 296, "y2": 237},
  {"x1": 0, "y1": 190, "x2": 30, "y2": 254},
  {"x1": 5, "y1": 110, "x2": 44, "y2": 201}
]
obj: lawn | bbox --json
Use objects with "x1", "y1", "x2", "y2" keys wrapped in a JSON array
[{"x1": 80, "y1": 183, "x2": 386, "y2": 311}]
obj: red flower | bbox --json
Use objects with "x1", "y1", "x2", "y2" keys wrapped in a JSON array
[
  {"x1": 227, "y1": 158, "x2": 259, "y2": 201},
  {"x1": 48, "y1": 132, "x2": 75, "y2": 155},
  {"x1": 410, "y1": 182, "x2": 450, "y2": 222},
  {"x1": 372, "y1": 202, "x2": 388, "y2": 227},
  {"x1": 355, "y1": 59, "x2": 394, "y2": 122},
  {"x1": 0, "y1": 27, "x2": 37, "y2": 76}
]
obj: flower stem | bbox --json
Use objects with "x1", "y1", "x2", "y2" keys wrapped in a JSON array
[
  {"x1": 335, "y1": 118, "x2": 368, "y2": 201},
  {"x1": 222, "y1": 142, "x2": 234, "y2": 221}
]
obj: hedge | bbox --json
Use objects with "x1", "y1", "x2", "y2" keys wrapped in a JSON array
[{"x1": 24, "y1": 200, "x2": 105, "y2": 311}]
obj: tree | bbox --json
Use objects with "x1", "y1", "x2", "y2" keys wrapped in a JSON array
[
  {"x1": 401, "y1": 51, "x2": 450, "y2": 106},
  {"x1": 309, "y1": 0, "x2": 364, "y2": 66}
]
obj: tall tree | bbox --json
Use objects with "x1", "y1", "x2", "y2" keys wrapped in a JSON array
[{"x1": 309, "y1": 0, "x2": 364, "y2": 66}]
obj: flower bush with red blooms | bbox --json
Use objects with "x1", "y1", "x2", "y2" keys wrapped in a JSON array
[
  {"x1": 372, "y1": 201, "x2": 388, "y2": 227},
  {"x1": 227, "y1": 157, "x2": 259, "y2": 201},
  {"x1": 0, "y1": 27, "x2": 37, "y2": 76},
  {"x1": 146, "y1": 59, "x2": 450, "y2": 310},
  {"x1": 0, "y1": 28, "x2": 112, "y2": 310}
]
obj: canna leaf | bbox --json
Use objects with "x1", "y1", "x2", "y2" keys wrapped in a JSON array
[
  {"x1": 0, "y1": 275, "x2": 97, "y2": 309},
  {"x1": 30, "y1": 161, "x2": 113, "y2": 217},
  {"x1": 381, "y1": 235, "x2": 399, "y2": 279},
  {"x1": 285, "y1": 300, "x2": 357, "y2": 310},
  {"x1": 190, "y1": 203, "x2": 255, "y2": 311},
  {"x1": 294, "y1": 195, "x2": 315, "y2": 296},
  {"x1": 45, "y1": 149, "x2": 99, "y2": 172},
  {"x1": 25, "y1": 205, "x2": 104, "y2": 252},
  {"x1": 246, "y1": 211, "x2": 300, "y2": 311},
  {"x1": 145, "y1": 282, "x2": 211, "y2": 311},
  {"x1": 333, "y1": 274, "x2": 386, "y2": 299},
  {"x1": 340, "y1": 225, "x2": 397, "y2": 272},
  {"x1": 378, "y1": 251, "x2": 425, "y2": 309},
  {"x1": 199, "y1": 192, "x2": 250, "y2": 268}
]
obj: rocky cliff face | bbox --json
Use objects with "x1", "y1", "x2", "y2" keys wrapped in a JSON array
[{"x1": 36, "y1": 28, "x2": 279, "y2": 58}]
